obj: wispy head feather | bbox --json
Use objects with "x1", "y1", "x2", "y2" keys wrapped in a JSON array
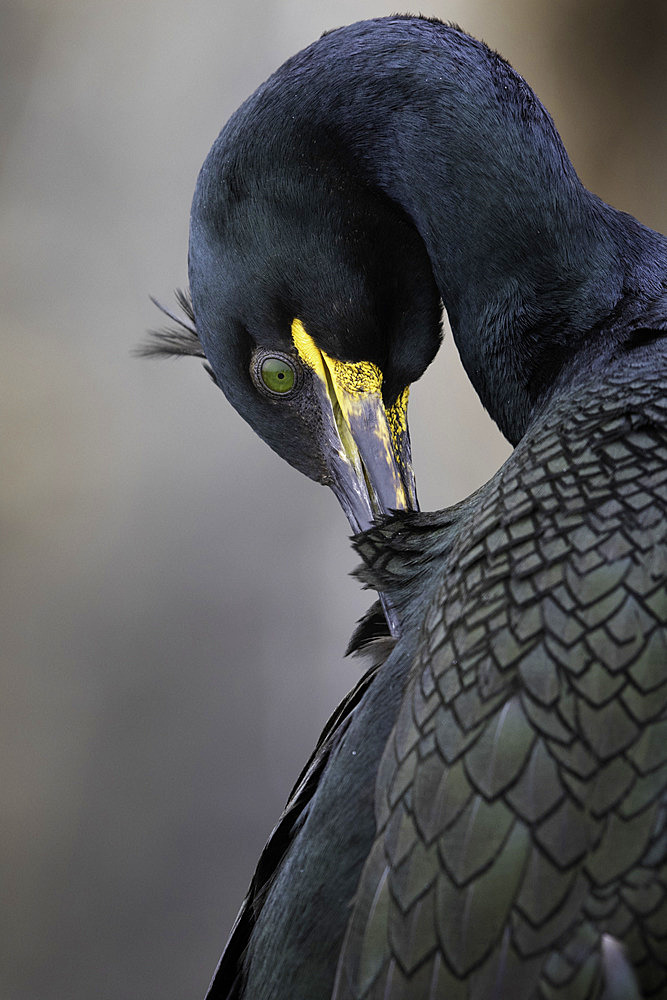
[{"x1": 138, "y1": 289, "x2": 205, "y2": 359}]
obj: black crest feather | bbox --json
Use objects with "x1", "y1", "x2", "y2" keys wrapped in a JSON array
[{"x1": 138, "y1": 289, "x2": 205, "y2": 359}]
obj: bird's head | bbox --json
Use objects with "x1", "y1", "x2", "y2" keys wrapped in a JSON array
[{"x1": 175, "y1": 128, "x2": 442, "y2": 535}]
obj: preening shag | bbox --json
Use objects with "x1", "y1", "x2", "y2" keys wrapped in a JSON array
[{"x1": 146, "y1": 16, "x2": 667, "y2": 999}]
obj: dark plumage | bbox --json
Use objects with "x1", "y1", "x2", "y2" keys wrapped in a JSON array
[{"x1": 149, "y1": 16, "x2": 667, "y2": 999}]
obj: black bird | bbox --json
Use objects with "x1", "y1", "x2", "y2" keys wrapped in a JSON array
[{"x1": 147, "y1": 16, "x2": 667, "y2": 999}]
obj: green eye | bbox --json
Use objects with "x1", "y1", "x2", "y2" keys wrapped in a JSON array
[{"x1": 260, "y1": 356, "x2": 296, "y2": 394}]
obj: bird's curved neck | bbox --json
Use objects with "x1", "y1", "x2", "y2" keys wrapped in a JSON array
[
  {"x1": 270, "y1": 22, "x2": 667, "y2": 442},
  {"x1": 369, "y1": 135, "x2": 665, "y2": 443}
]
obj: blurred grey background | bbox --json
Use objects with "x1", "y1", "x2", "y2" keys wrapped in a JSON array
[{"x1": 1, "y1": 1, "x2": 665, "y2": 997}]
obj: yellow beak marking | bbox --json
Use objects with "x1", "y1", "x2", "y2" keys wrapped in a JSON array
[
  {"x1": 291, "y1": 318, "x2": 328, "y2": 384},
  {"x1": 387, "y1": 386, "x2": 410, "y2": 470},
  {"x1": 291, "y1": 318, "x2": 382, "y2": 395},
  {"x1": 291, "y1": 318, "x2": 408, "y2": 510}
]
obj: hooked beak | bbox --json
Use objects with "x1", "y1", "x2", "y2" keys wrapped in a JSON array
[
  {"x1": 291, "y1": 320, "x2": 418, "y2": 638},
  {"x1": 324, "y1": 379, "x2": 418, "y2": 534},
  {"x1": 291, "y1": 320, "x2": 418, "y2": 529}
]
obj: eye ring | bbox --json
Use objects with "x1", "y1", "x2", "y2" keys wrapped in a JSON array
[{"x1": 251, "y1": 350, "x2": 302, "y2": 398}]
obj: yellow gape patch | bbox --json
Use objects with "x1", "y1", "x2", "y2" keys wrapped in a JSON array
[
  {"x1": 291, "y1": 318, "x2": 383, "y2": 396},
  {"x1": 321, "y1": 354, "x2": 383, "y2": 397},
  {"x1": 290, "y1": 317, "x2": 410, "y2": 512},
  {"x1": 387, "y1": 386, "x2": 410, "y2": 457},
  {"x1": 291, "y1": 319, "x2": 327, "y2": 383}
]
